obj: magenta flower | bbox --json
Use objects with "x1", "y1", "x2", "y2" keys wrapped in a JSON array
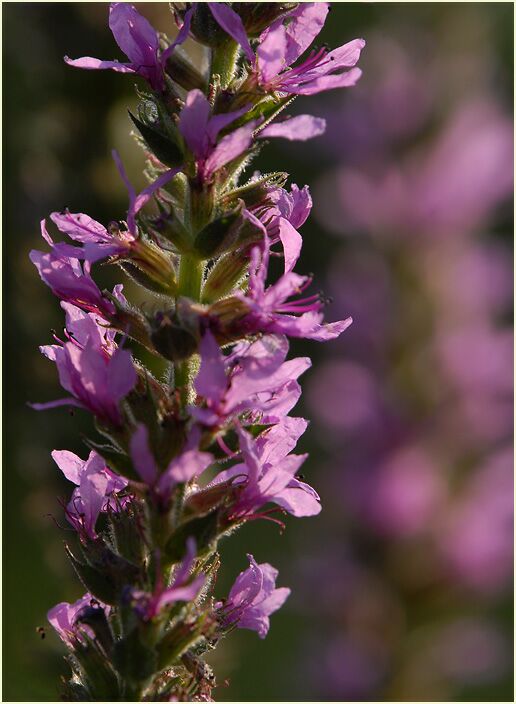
[
  {"x1": 52, "y1": 449, "x2": 128, "y2": 539},
  {"x1": 211, "y1": 421, "x2": 321, "y2": 519},
  {"x1": 209, "y1": 2, "x2": 364, "y2": 96},
  {"x1": 65, "y1": 2, "x2": 193, "y2": 92},
  {"x1": 194, "y1": 331, "x2": 310, "y2": 427},
  {"x1": 178, "y1": 89, "x2": 257, "y2": 180},
  {"x1": 178, "y1": 90, "x2": 326, "y2": 182},
  {"x1": 251, "y1": 183, "x2": 312, "y2": 273},
  {"x1": 32, "y1": 312, "x2": 137, "y2": 426},
  {"x1": 217, "y1": 554, "x2": 290, "y2": 638},
  {"x1": 48, "y1": 593, "x2": 108, "y2": 646},
  {"x1": 49, "y1": 210, "x2": 133, "y2": 264},
  {"x1": 129, "y1": 423, "x2": 213, "y2": 502},
  {"x1": 128, "y1": 538, "x2": 205, "y2": 621},
  {"x1": 237, "y1": 236, "x2": 352, "y2": 341},
  {"x1": 30, "y1": 220, "x2": 116, "y2": 317}
]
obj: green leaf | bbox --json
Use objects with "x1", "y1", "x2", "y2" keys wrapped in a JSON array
[
  {"x1": 165, "y1": 510, "x2": 220, "y2": 563},
  {"x1": 113, "y1": 627, "x2": 158, "y2": 687},
  {"x1": 129, "y1": 110, "x2": 183, "y2": 168}
]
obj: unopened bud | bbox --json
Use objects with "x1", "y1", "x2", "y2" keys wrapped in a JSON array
[
  {"x1": 75, "y1": 603, "x2": 114, "y2": 656},
  {"x1": 165, "y1": 49, "x2": 208, "y2": 92},
  {"x1": 150, "y1": 310, "x2": 199, "y2": 362},
  {"x1": 234, "y1": 2, "x2": 299, "y2": 36},
  {"x1": 202, "y1": 251, "x2": 249, "y2": 303},
  {"x1": 129, "y1": 111, "x2": 183, "y2": 168},
  {"x1": 129, "y1": 240, "x2": 177, "y2": 296},
  {"x1": 193, "y1": 204, "x2": 243, "y2": 259},
  {"x1": 220, "y1": 172, "x2": 288, "y2": 209}
]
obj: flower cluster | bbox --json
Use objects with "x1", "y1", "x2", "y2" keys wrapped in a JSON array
[{"x1": 33, "y1": 3, "x2": 363, "y2": 700}]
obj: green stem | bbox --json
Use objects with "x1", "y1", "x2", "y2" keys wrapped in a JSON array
[
  {"x1": 211, "y1": 39, "x2": 239, "y2": 88},
  {"x1": 177, "y1": 254, "x2": 204, "y2": 300}
]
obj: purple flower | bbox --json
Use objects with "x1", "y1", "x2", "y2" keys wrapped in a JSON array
[
  {"x1": 210, "y1": 2, "x2": 364, "y2": 96},
  {"x1": 30, "y1": 220, "x2": 116, "y2": 317},
  {"x1": 178, "y1": 91, "x2": 326, "y2": 183},
  {"x1": 217, "y1": 554, "x2": 290, "y2": 638},
  {"x1": 259, "y1": 114, "x2": 327, "y2": 142},
  {"x1": 129, "y1": 423, "x2": 213, "y2": 502},
  {"x1": 52, "y1": 449, "x2": 128, "y2": 538},
  {"x1": 237, "y1": 235, "x2": 352, "y2": 341},
  {"x1": 64, "y1": 3, "x2": 193, "y2": 92},
  {"x1": 31, "y1": 309, "x2": 137, "y2": 426},
  {"x1": 129, "y1": 538, "x2": 205, "y2": 620},
  {"x1": 178, "y1": 89, "x2": 256, "y2": 180},
  {"x1": 251, "y1": 183, "x2": 312, "y2": 273},
  {"x1": 47, "y1": 593, "x2": 108, "y2": 646},
  {"x1": 193, "y1": 330, "x2": 310, "y2": 427},
  {"x1": 211, "y1": 421, "x2": 321, "y2": 519}
]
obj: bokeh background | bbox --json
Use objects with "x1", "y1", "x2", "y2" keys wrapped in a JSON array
[{"x1": 3, "y1": 2, "x2": 514, "y2": 701}]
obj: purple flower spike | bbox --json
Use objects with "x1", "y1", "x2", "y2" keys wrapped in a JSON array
[
  {"x1": 218, "y1": 555, "x2": 290, "y2": 638},
  {"x1": 64, "y1": 3, "x2": 194, "y2": 92},
  {"x1": 47, "y1": 593, "x2": 104, "y2": 645}
]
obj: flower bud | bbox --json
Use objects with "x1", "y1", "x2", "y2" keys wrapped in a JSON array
[
  {"x1": 193, "y1": 203, "x2": 243, "y2": 259},
  {"x1": 185, "y1": 3, "x2": 228, "y2": 47},
  {"x1": 66, "y1": 543, "x2": 142, "y2": 606},
  {"x1": 165, "y1": 50, "x2": 208, "y2": 92},
  {"x1": 129, "y1": 111, "x2": 183, "y2": 168},
  {"x1": 220, "y1": 172, "x2": 288, "y2": 209},
  {"x1": 112, "y1": 626, "x2": 159, "y2": 688},
  {"x1": 234, "y1": 2, "x2": 299, "y2": 36},
  {"x1": 165, "y1": 509, "x2": 220, "y2": 563},
  {"x1": 73, "y1": 637, "x2": 121, "y2": 701},
  {"x1": 129, "y1": 240, "x2": 177, "y2": 296},
  {"x1": 150, "y1": 310, "x2": 199, "y2": 362},
  {"x1": 202, "y1": 251, "x2": 249, "y2": 303},
  {"x1": 75, "y1": 603, "x2": 114, "y2": 656},
  {"x1": 145, "y1": 207, "x2": 192, "y2": 254}
]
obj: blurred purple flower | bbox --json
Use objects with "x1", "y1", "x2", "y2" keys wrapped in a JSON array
[
  {"x1": 217, "y1": 554, "x2": 290, "y2": 639},
  {"x1": 437, "y1": 447, "x2": 513, "y2": 594}
]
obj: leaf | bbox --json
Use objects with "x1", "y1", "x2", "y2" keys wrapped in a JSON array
[{"x1": 129, "y1": 111, "x2": 183, "y2": 168}]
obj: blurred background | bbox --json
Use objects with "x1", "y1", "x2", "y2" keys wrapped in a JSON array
[{"x1": 3, "y1": 2, "x2": 513, "y2": 701}]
